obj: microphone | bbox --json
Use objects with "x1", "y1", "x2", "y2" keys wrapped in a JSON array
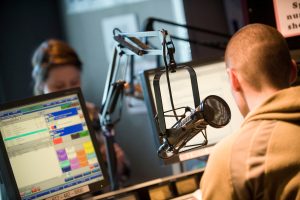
[
  {"x1": 174, "y1": 106, "x2": 204, "y2": 129},
  {"x1": 150, "y1": 32, "x2": 230, "y2": 159},
  {"x1": 157, "y1": 95, "x2": 231, "y2": 159}
]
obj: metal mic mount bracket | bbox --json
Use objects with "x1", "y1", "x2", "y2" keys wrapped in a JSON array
[{"x1": 153, "y1": 65, "x2": 201, "y2": 157}]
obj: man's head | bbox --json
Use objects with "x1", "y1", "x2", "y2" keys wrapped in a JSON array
[{"x1": 225, "y1": 23, "x2": 297, "y2": 116}]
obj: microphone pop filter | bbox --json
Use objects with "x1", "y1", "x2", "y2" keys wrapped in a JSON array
[{"x1": 202, "y1": 95, "x2": 231, "y2": 128}]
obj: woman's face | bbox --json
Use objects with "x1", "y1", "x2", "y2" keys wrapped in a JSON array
[{"x1": 43, "y1": 65, "x2": 81, "y2": 94}]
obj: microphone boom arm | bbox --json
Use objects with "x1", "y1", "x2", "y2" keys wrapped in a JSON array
[
  {"x1": 100, "y1": 29, "x2": 177, "y2": 189},
  {"x1": 101, "y1": 30, "x2": 174, "y2": 127}
]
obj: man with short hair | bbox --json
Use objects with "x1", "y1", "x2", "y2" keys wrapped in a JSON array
[{"x1": 200, "y1": 23, "x2": 300, "y2": 200}]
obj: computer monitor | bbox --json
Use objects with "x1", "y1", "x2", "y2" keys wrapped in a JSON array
[
  {"x1": 140, "y1": 58, "x2": 244, "y2": 164},
  {"x1": 0, "y1": 88, "x2": 108, "y2": 200}
]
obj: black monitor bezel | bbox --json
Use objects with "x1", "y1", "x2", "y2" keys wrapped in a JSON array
[{"x1": 0, "y1": 87, "x2": 109, "y2": 199}]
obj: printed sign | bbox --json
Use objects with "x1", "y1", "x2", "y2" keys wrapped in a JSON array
[{"x1": 273, "y1": 0, "x2": 300, "y2": 37}]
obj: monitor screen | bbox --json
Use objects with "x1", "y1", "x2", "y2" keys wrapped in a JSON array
[
  {"x1": 140, "y1": 58, "x2": 244, "y2": 163},
  {"x1": 0, "y1": 88, "x2": 108, "y2": 200}
]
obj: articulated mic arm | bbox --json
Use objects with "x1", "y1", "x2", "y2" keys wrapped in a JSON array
[
  {"x1": 100, "y1": 29, "x2": 175, "y2": 129},
  {"x1": 100, "y1": 29, "x2": 176, "y2": 190}
]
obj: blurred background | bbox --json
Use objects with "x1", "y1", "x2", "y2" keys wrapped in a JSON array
[{"x1": 0, "y1": 0, "x2": 299, "y2": 187}]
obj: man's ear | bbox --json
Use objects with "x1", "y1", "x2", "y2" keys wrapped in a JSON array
[
  {"x1": 289, "y1": 59, "x2": 298, "y2": 84},
  {"x1": 227, "y1": 68, "x2": 241, "y2": 91}
]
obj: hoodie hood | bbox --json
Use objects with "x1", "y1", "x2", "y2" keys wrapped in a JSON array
[{"x1": 243, "y1": 86, "x2": 300, "y2": 125}]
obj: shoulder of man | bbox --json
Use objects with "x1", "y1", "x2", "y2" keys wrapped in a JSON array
[{"x1": 200, "y1": 132, "x2": 238, "y2": 200}]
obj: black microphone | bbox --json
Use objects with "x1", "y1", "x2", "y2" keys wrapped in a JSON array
[
  {"x1": 157, "y1": 109, "x2": 206, "y2": 159},
  {"x1": 157, "y1": 95, "x2": 231, "y2": 159},
  {"x1": 174, "y1": 106, "x2": 203, "y2": 129}
]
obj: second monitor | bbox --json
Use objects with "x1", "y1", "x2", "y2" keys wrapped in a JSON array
[{"x1": 0, "y1": 88, "x2": 109, "y2": 200}]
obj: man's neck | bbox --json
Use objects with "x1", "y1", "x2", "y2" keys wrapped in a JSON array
[{"x1": 246, "y1": 87, "x2": 280, "y2": 112}]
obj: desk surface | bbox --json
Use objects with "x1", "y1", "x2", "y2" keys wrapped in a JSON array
[{"x1": 90, "y1": 168, "x2": 204, "y2": 200}]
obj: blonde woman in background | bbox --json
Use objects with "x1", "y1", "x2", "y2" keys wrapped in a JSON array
[{"x1": 31, "y1": 39, "x2": 130, "y2": 188}]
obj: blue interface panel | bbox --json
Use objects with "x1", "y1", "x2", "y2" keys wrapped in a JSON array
[{"x1": 0, "y1": 94, "x2": 104, "y2": 200}]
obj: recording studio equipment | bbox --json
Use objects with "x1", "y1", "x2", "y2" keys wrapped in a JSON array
[
  {"x1": 100, "y1": 29, "x2": 176, "y2": 190},
  {"x1": 156, "y1": 95, "x2": 231, "y2": 159},
  {"x1": 144, "y1": 17, "x2": 231, "y2": 50},
  {"x1": 101, "y1": 29, "x2": 231, "y2": 176},
  {"x1": 0, "y1": 88, "x2": 109, "y2": 200},
  {"x1": 151, "y1": 30, "x2": 231, "y2": 159},
  {"x1": 92, "y1": 168, "x2": 204, "y2": 200},
  {"x1": 140, "y1": 58, "x2": 244, "y2": 164}
]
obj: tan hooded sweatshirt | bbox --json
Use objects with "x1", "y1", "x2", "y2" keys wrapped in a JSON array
[{"x1": 200, "y1": 86, "x2": 300, "y2": 200}]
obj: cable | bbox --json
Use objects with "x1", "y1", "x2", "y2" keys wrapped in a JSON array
[
  {"x1": 162, "y1": 31, "x2": 179, "y2": 122},
  {"x1": 113, "y1": 28, "x2": 122, "y2": 36}
]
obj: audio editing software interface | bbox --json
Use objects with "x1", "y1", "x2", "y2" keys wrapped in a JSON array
[{"x1": 0, "y1": 94, "x2": 104, "y2": 200}]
